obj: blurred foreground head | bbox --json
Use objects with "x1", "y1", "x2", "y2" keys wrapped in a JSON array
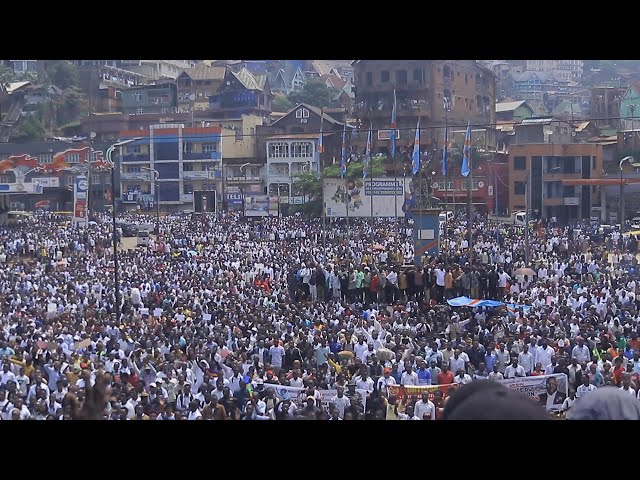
[
  {"x1": 442, "y1": 381, "x2": 548, "y2": 420},
  {"x1": 567, "y1": 387, "x2": 640, "y2": 420}
]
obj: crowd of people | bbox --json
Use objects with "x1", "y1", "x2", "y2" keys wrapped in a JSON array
[{"x1": 1, "y1": 208, "x2": 640, "y2": 420}]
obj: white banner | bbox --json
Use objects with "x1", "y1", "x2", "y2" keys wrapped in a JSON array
[
  {"x1": 32, "y1": 177, "x2": 60, "y2": 188},
  {"x1": 270, "y1": 384, "x2": 368, "y2": 413},
  {"x1": 499, "y1": 373, "x2": 568, "y2": 412},
  {"x1": 73, "y1": 175, "x2": 88, "y2": 227},
  {"x1": 323, "y1": 177, "x2": 410, "y2": 218}
]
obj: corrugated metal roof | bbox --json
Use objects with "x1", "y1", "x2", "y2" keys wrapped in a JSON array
[
  {"x1": 6, "y1": 81, "x2": 31, "y2": 93},
  {"x1": 180, "y1": 63, "x2": 225, "y2": 81},
  {"x1": 496, "y1": 100, "x2": 526, "y2": 112},
  {"x1": 231, "y1": 68, "x2": 265, "y2": 91}
]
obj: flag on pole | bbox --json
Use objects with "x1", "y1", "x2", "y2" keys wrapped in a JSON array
[
  {"x1": 340, "y1": 121, "x2": 347, "y2": 178},
  {"x1": 442, "y1": 130, "x2": 448, "y2": 177},
  {"x1": 390, "y1": 89, "x2": 397, "y2": 158},
  {"x1": 363, "y1": 122, "x2": 372, "y2": 179},
  {"x1": 317, "y1": 108, "x2": 324, "y2": 154},
  {"x1": 461, "y1": 120, "x2": 471, "y2": 177},
  {"x1": 411, "y1": 118, "x2": 421, "y2": 175}
]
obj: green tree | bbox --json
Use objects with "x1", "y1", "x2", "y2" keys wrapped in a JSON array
[
  {"x1": 272, "y1": 94, "x2": 293, "y2": 112},
  {"x1": 322, "y1": 155, "x2": 387, "y2": 179},
  {"x1": 291, "y1": 171, "x2": 323, "y2": 218},
  {"x1": 287, "y1": 80, "x2": 339, "y2": 108},
  {"x1": 12, "y1": 114, "x2": 45, "y2": 142},
  {"x1": 45, "y1": 60, "x2": 79, "y2": 90}
]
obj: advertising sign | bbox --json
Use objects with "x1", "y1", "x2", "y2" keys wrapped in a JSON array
[
  {"x1": 323, "y1": 177, "x2": 411, "y2": 218},
  {"x1": 73, "y1": 175, "x2": 88, "y2": 227}
]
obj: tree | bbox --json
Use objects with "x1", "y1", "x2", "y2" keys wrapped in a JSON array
[
  {"x1": 322, "y1": 155, "x2": 387, "y2": 179},
  {"x1": 45, "y1": 60, "x2": 79, "y2": 90},
  {"x1": 287, "y1": 80, "x2": 339, "y2": 108},
  {"x1": 291, "y1": 171, "x2": 323, "y2": 218},
  {"x1": 272, "y1": 94, "x2": 293, "y2": 112},
  {"x1": 12, "y1": 115, "x2": 45, "y2": 142}
]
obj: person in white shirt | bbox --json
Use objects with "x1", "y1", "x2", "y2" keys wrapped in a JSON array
[
  {"x1": 536, "y1": 341, "x2": 554, "y2": 369},
  {"x1": 330, "y1": 386, "x2": 350, "y2": 419},
  {"x1": 488, "y1": 364, "x2": 504, "y2": 381},
  {"x1": 400, "y1": 364, "x2": 419, "y2": 386},
  {"x1": 454, "y1": 369, "x2": 473, "y2": 385},
  {"x1": 561, "y1": 390, "x2": 576, "y2": 412},
  {"x1": 413, "y1": 392, "x2": 436, "y2": 420},
  {"x1": 518, "y1": 345, "x2": 534, "y2": 375},
  {"x1": 504, "y1": 358, "x2": 526, "y2": 379},
  {"x1": 576, "y1": 375, "x2": 597, "y2": 399},
  {"x1": 620, "y1": 374, "x2": 637, "y2": 397},
  {"x1": 377, "y1": 368, "x2": 397, "y2": 392},
  {"x1": 187, "y1": 400, "x2": 203, "y2": 420}
]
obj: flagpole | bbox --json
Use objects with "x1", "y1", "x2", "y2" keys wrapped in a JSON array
[
  {"x1": 319, "y1": 108, "x2": 326, "y2": 251},
  {"x1": 417, "y1": 118, "x2": 422, "y2": 213},
  {"x1": 466, "y1": 121, "x2": 473, "y2": 256},
  {"x1": 391, "y1": 88, "x2": 398, "y2": 222},
  {"x1": 368, "y1": 123, "x2": 374, "y2": 230}
]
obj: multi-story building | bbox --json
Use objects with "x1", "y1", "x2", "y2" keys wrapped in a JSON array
[
  {"x1": 508, "y1": 118, "x2": 609, "y2": 223},
  {"x1": 525, "y1": 60, "x2": 584, "y2": 82},
  {"x1": 176, "y1": 63, "x2": 226, "y2": 113},
  {"x1": 121, "y1": 83, "x2": 178, "y2": 115},
  {"x1": 117, "y1": 124, "x2": 222, "y2": 213},
  {"x1": 618, "y1": 83, "x2": 640, "y2": 150},
  {"x1": 511, "y1": 71, "x2": 571, "y2": 108},
  {"x1": 351, "y1": 60, "x2": 496, "y2": 158},
  {"x1": 209, "y1": 68, "x2": 272, "y2": 121},
  {"x1": 119, "y1": 60, "x2": 195, "y2": 80},
  {"x1": 590, "y1": 86, "x2": 624, "y2": 128},
  {"x1": 7, "y1": 60, "x2": 39, "y2": 75}
]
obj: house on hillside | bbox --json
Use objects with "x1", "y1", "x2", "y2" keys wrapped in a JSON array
[
  {"x1": 268, "y1": 62, "x2": 307, "y2": 94},
  {"x1": 176, "y1": 63, "x2": 226, "y2": 113},
  {"x1": 495, "y1": 100, "x2": 534, "y2": 122},
  {"x1": 209, "y1": 68, "x2": 272, "y2": 121}
]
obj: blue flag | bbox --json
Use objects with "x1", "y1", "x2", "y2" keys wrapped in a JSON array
[
  {"x1": 411, "y1": 118, "x2": 420, "y2": 175},
  {"x1": 442, "y1": 127, "x2": 448, "y2": 177},
  {"x1": 461, "y1": 120, "x2": 471, "y2": 177},
  {"x1": 363, "y1": 123, "x2": 372, "y2": 179},
  {"x1": 390, "y1": 89, "x2": 397, "y2": 158},
  {"x1": 340, "y1": 121, "x2": 347, "y2": 178}
]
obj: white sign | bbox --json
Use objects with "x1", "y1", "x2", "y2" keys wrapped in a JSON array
[
  {"x1": 323, "y1": 177, "x2": 410, "y2": 218},
  {"x1": 32, "y1": 177, "x2": 60, "y2": 188}
]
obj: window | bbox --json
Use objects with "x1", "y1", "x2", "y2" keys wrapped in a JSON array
[
  {"x1": 395, "y1": 70, "x2": 407, "y2": 85},
  {"x1": 465, "y1": 73, "x2": 468, "y2": 84},
  {"x1": 38, "y1": 154, "x2": 53, "y2": 164},
  {"x1": 127, "y1": 145, "x2": 141, "y2": 154},
  {"x1": 413, "y1": 69, "x2": 423, "y2": 83},
  {"x1": 268, "y1": 142, "x2": 289, "y2": 158},
  {"x1": 133, "y1": 91, "x2": 143, "y2": 102},
  {"x1": 443, "y1": 65, "x2": 452, "y2": 79},
  {"x1": 291, "y1": 141, "x2": 313, "y2": 158},
  {"x1": 183, "y1": 142, "x2": 193, "y2": 153},
  {"x1": 295, "y1": 108, "x2": 309, "y2": 119},
  {"x1": 127, "y1": 166, "x2": 141, "y2": 173},
  {"x1": 136, "y1": 108, "x2": 144, "y2": 114},
  {"x1": 65, "y1": 175, "x2": 75, "y2": 187},
  {"x1": 203, "y1": 183, "x2": 216, "y2": 191},
  {"x1": 183, "y1": 184, "x2": 194, "y2": 194},
  {"x1": 235, "y1": 129, "x2": 243, "y2": 141},
  {"x1": 183, "y1": 163, "x2": 193, "y2": 172},
  {"x1": 514, "y1": 181, "x2": 526, "y2": 195},
  {"x1": 0, "y1": 175, "x2": 11, "y2": 183},
  {"x1": 366, "y1": 72, "x2": 372, "y2": 86},
  {"x1": 91, "y1": 174, "x2": 101, "y2": 185},
  {"x1": 514, "y1": 156, "x2": 526, "y2": 170},
  {"x1": 202, "y1": 143, "x2": 218, "y2": 153},
  {"x1": 381, "y1": 70, "x2": 390, "y2": 82},
  {"x1": 67, "y1": 153, "x2": 80, "y2": 164}
]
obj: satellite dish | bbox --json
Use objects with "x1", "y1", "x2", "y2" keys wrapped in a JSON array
[
  {"x1": 543, "y1": 128, "x2": 554, "y2": 135},
  {"x1": 189, "y1": 93, "x2": 196, "y2": 101},
  {"x1": 90, "y1": 132, "x2": 96, "y2": 139}
]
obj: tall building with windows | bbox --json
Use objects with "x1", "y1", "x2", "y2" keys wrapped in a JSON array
[{"x1": 118, "y1": 124, "x2": 222, "y2": 212}]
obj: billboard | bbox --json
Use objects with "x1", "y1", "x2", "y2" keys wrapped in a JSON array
[
  {"x1": 323, "y1": 177, "x2": 411, "y2": 218},
  {"x1": 73, "y1": 175, "x2": 88, "y2": 227},
  {"x1": 245, "y1": 195, "x2": 279, "y2": 217},
  {"x1": 32, "y1": 177, "x2": 60, "y2": 188}
]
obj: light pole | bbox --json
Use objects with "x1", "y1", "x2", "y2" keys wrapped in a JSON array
[
  {"x1": 619, "y1": 156, "x2": 640, "y2": 233},
  {"x1": 141, "y1": 166, "x2": 160, "y2": 234},
  {"x1": 106, "y1": 137, "x2": 142, "y2": 322},
  {"x1": 239, "y1": 162, "x2": 250, "y2": 217}
]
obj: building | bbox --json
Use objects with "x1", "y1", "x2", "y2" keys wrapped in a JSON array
[
  {"x1": 487, "y1": 61, "x2": 523, "y2": 80},
  {"x1": 0, "y1": 141, "x2": 114, "y2": 212},
  {"x1": 268, "y1": 62, "x2": 307, "y2": 94},
  {"x1": 176, "y1": 63, "x2": 226, "y2": 113},
  {"x1": 618, "y1": 82, "x2": 640, "y2": 150},
  {"x1": 508, "y1": 118, "x2": 609, "y2": 223},
  {"x1": 76, "y1": 64, "x2": 150, "y2": 114},
  {"x1": 352, "y1": 60, "x2": 496, "y2": 155},
  {"x1": 209, "y1": 68, "x2": 272, "y2": 121},
  {"x1": 496, "y1": 100, "x2": 534, "y2": 122},
  {"x1": 121, "y1": 83, "x2": 177, "y2": 115},
  {"x1": 511, "y1": 71, "x2": 571, "y2": 109},
  {"x1": 256, "y1": 103, "x2": 349, "y2": 214},
  {"x1": 590, "y1": 86, "x2": 624, "y2": 128},
  {"x1": 525, "y1": 60, "x2": 584, "y2": 82},
  {"x1": 7, "y1": 60, "x2": 39, "y2": 75},
  {"x1": 118, "y1": 124, "x2": 222, "y2": 213},
  {"x1": 119, "y1": 60, "x2": 195, "y2": 80}
]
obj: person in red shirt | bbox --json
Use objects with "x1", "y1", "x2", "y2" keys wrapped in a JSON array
[
  {"x1": 612, "y1": 356, "x2": 625, "y2": 385},
  {"x1": 437, "y1": 364, "x2": 455, "y2": 387},
  {"x1": 531, "y1": 362, "x2": 545, "y2": 376}
]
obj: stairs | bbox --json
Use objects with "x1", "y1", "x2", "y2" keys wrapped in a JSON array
[{"x1": 0, "y1": 95, "x2": 28, "y2": 142}]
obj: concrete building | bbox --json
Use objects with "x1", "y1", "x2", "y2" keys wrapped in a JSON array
[
  {"x1": 118, "y1": 124, "x2": 222, "y2": 213},
  {"x1": 176, "y1": 63, "x2": 226, "y2": 113},
  {"x1": 119, "y1": 60, "x2": 195, "y2": 80},
  {"x1": 590, "y1": 86, "x2": 624, "y2": 128},
  {"x1": 121, "y1": 83, "x2": 177, "y2": 115},
  {"x1": 525, "y1": 60, "x2": 584, "y2": 82}
]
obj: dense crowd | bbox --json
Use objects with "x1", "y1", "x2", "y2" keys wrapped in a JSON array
[{"x1": 1, "y1": 209, "x2": 640, "y2": 420}]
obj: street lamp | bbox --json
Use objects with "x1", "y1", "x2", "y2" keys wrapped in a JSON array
[
  {"x1": 105, "y1": 137, "x2": 142, "y2": 323},
  {"x1": 619, "y1": 156, "x2": 640, "y2": 233},
  {"x1": 141, "y1": 166, "x2": 160, "y2": 235},
  {"x1": 239, "y1": 162, "x2": 250, "y2": 217}
]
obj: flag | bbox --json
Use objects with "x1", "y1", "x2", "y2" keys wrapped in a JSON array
[
  {"x1": 461, "y1": 120, "x2": 471, "y2": 177},
  {"x1": 442, "y1": 129, "x2": 448, "y2": 177},
  {"x1": 411, "y1": 118, "x2": 420, "y2": 175},
  {"x1": 390, "y1": 89, "x2": 397, "y2": 158},
  {"x1": 363, "y1": 123, "x2": 372, "y2": 179},
  {"x1": 340, "y1": 121, "x2": 347, "y2": 178},
  {"x1": 317, "y1": 108, "x2": 324, "y2": 154}
]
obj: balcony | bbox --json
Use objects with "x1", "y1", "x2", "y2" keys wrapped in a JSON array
[
  {"x1": 543, "y1": 198, "x2": 565, "y2": 207},
  {"x1": 121, "y1": 154, "x2": 150, "y2": 163},
  {"x1": 225, "y1": 175, "x2": 262, "y2": 183},
  {"x1": 183, "y1": 152, "x2": 221, "y2": 161},
  {"x1": 563, "y1": 197, "x2": 580, "y2": 206},
  {"x1": 180, "y1": 194, "x2": 194, "y2": 203},
  {"x1": 183, "y1": 170, "x2": 221, "y2": 180},
  {"x1": 120, "y1": 172, "x2": 153, "y2": 181}
]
